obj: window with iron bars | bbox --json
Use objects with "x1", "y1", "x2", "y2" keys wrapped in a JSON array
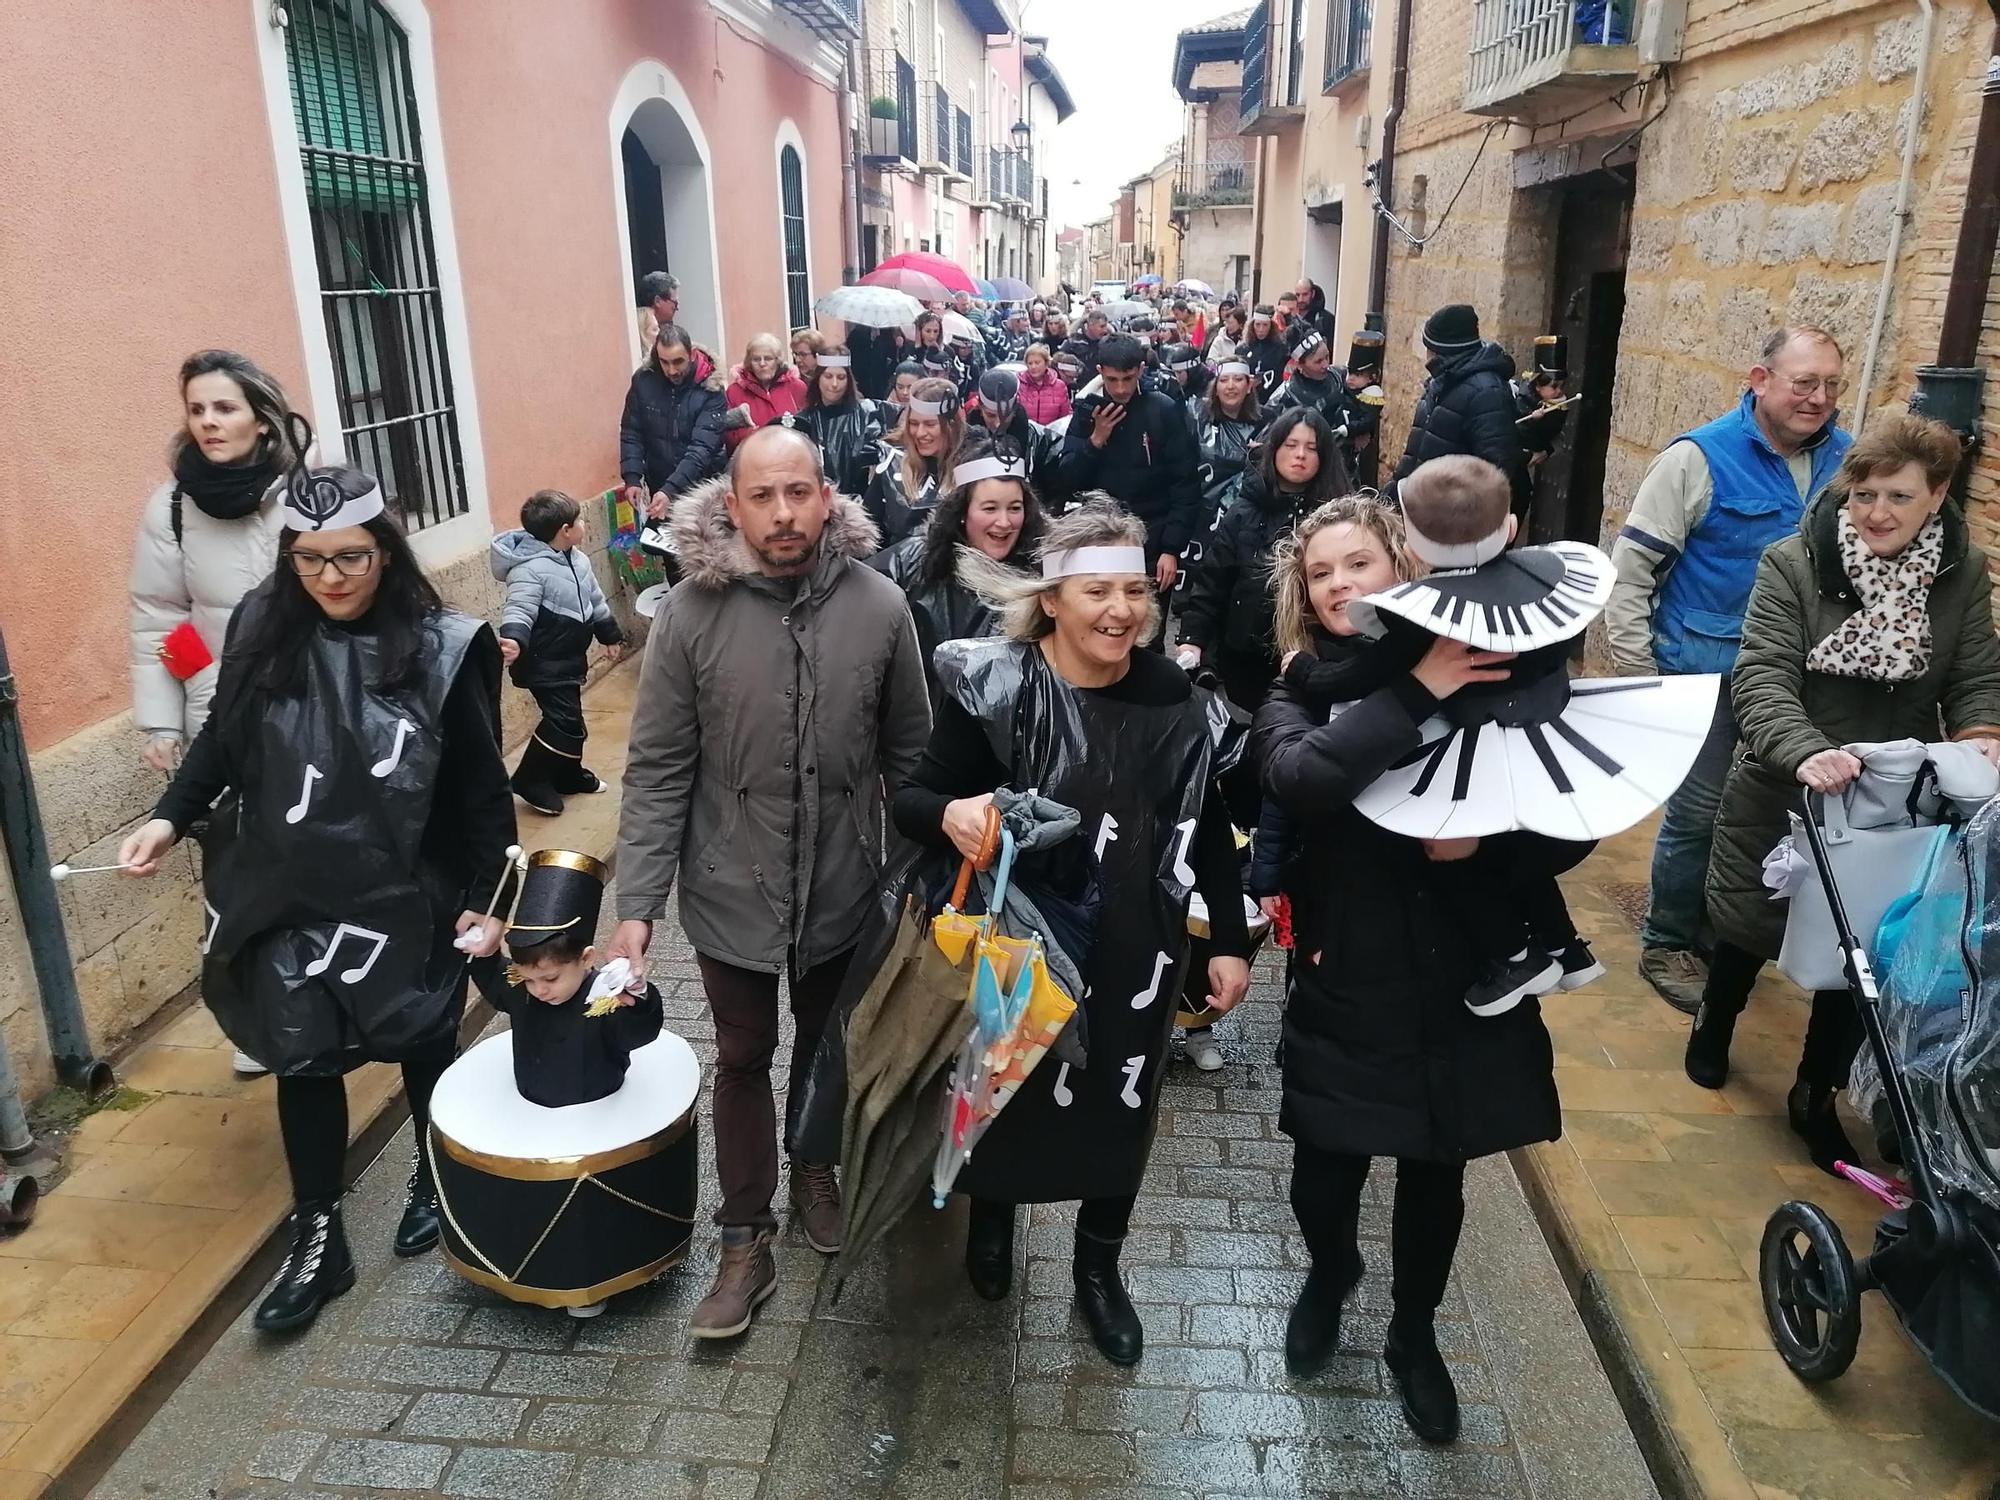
[
  {"x1": 284, "y1": 0, "x2": 468, "y2": 532},
  {"x1": 779, "y1": 146, "x2": 811, "y2": 332},
  {"x1": 1324, "y1": 0, "x2": 1373, "y2": 89}
]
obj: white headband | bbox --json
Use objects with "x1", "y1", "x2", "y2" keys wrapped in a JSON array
[
  {"x1": 952, "y1": 454, "x2": 1026, "y2": 488},
  {"x1": 1215, "y1": 360, "x2": 1252, "y2": 378},
  {"x1": 816, "y1": 354, "x2": 852, "y2": 368},
  {"x1": 1292, "y1": 329, "x2": 1327, "y2": 357},
  {"x1": 1042, "y1": 545, "x2": 1147, "y2": 580},
  {"x1": 282, "y1": 472, "x2": 386, "y2": 533},
  {"x1": 1401, "y1": 513, "x2": 1511, "y2": 569},
  {"x1": 907, "y1": 396, "x2": 954, "y2": 417}
]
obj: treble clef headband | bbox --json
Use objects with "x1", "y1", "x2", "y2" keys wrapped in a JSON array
[{"x1": 279, "y1": 413, "x2": 386, "y2": 533}]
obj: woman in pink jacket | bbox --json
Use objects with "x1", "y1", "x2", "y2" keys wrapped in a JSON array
[
  {"x1": 1014, "y1": 343, "x2": 1072, "y2": 425},
  {"x1": 723, "y1": 333, "x2": 809, "y2": 449}
]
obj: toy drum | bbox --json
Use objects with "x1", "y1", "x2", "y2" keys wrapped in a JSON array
[
  {"x1": 427, "y1": 1029, "x2": 702, "y2": 1308},
  {"x1": 1175, "y1": 891, "x2": 1273, "y2": 1029}
]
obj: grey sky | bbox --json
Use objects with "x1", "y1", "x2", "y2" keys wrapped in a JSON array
[{"x1": 1027, "y1": 0, "x2": 1242, "y2": 229}]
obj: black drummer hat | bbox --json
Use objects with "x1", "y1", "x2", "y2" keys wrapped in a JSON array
[
  {"x1": 1347, "y1": 328, "x2": 1386, "y2": 375},
  {"x1": 1532, "y1": 333, "x2": 1568, "y2": 381},
  {"x1": 505, "y1": 850, "x2": 609, "y2": 953}
]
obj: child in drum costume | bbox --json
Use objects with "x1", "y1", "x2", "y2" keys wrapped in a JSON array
[{"x1": 434, "y1": 851, "x2": 700, "y2": 1316}]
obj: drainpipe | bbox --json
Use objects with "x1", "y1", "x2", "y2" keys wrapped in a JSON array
[
  {"x1": 0, "y1": 1023, "x2": 42, "y2": 1228},
  {"x1": 1913, "y1": 7, "x2": 1999, "y2": 493},
  {"x1": 1852, "y1": 0, "x2": 1937, "y2": 436},
  {"x1": 841, "y1": 38, "x2": 865, "y2": 283},
  {"x1": 0, "y1": 623, "x2": 115, "y2": 1098},
  {"x1": 1367, "y1": 0, "x2": 1415, "y2": 326}
]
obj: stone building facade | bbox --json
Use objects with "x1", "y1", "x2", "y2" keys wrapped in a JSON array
[{"x1": 1373, "y1": 0, "x2": 1989, "y2": 552}]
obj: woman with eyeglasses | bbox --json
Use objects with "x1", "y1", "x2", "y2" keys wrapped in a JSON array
[
  {"x1": 119, "y1": 443, "x2": 516, "y2": 1333},
  {"x1": 127, "y1": 350, "x2": 302, "y2": 1077}
]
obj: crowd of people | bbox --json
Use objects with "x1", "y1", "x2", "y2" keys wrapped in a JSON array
[{"x1": 114, "y1": 275, "x2": 1994, "y2": 1453}]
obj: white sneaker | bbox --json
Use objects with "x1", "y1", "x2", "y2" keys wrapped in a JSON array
[
  {"x1": 232, "y1": 1049, "x2": 271, "y2": 1077},
  {"x1": 1184, "y1": 1030, "x2": 1224, "y2": 1072}
]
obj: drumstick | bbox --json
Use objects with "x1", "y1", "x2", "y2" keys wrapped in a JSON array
[
  {"x1": 50, "y1": 862, "x2": 140, "y2": 880},
  {"x1": 454, "y1": 845, "x2": 526, "y2": 952}
]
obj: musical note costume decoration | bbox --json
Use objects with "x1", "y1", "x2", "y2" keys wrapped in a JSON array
[
  {"x1": 928, "y1": 637, "x2": 1234, "y2": 1203},
  {"x1": 195, "y1": 454, "x2": 506, "y2": 1075},
  {"x1": 1339, "y1": 529, "x2": 1722, "y2": 841}
]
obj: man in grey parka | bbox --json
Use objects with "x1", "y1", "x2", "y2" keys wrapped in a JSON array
[{"x1": 610, "y1": 424, "x2": 931, "y2": 1340}]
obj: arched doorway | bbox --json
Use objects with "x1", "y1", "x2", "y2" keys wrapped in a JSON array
[{"x1": 609, "y1": 63, "x2": 721, "y2": 363}]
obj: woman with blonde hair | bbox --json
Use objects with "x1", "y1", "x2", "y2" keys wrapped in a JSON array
[
  {"x1": 1252, "y1": 492, "x2": 1557, "y2": 1444},
  {"x1": 722, "y1": 331, "x2": 808, "y2": 450},
  {"x1": 863, "y1": 375, "x2": 966, "y2": 547},
  {"x1": 891, "y1": 498, "x2": 1251, "y2": 1366}
]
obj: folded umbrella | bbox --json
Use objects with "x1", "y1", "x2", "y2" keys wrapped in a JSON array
[
  {"x1": 816, "y1": 284, "x2": 924, "y2": 329},
  {"x1": 859, "y1": 265, "x2": 952, "y2": 302}
]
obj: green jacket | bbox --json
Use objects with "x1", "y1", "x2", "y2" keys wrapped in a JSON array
[{"x1": 1706, "y1": 491, "x2": 2000, "y2": 958}]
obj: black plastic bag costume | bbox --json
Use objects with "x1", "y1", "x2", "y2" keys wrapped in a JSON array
[
  {"x1": 199, "y1": 608, "x2": 496, "y2": 1074},
  {"x1": 936, "y1": 638, "x2": 1224, "y2": 1203}
]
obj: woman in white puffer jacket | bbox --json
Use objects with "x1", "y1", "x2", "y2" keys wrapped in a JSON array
[{"x1": 129, "y1": 351, "x2": 298, "y2": 771}]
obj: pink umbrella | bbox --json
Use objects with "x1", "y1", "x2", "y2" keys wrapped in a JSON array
[
  {"x1": 873, "y1": 251, "x2": 979, "y2": 296},
  {"x1": 859, "y1": 265, "x2": 953, "y2": 302}
]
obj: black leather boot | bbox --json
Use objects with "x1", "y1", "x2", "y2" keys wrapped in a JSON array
[
  {"x1": 1683, "y1": 994, "x2": 1742, "y2": 1089},
  {"x1": 1073, "y1": 1230, "x2": 1143, "y2": 1366},
  {"x1": 255, "y1": 1200, "x2": 355, "y2": 1332},
  {"x1": 965, "y1": 1199, "x2": 1015, "y2": 1301},
  {"x1": 1285, "y1": 1253, "x2": 1363, "y2": 1377},
  {"x1": 394, "y1": 1144, "x2": 441, "y2": 1257},
  {"x1": 1385, "y1": 1316, "x2": 1459, "y2": 1444},
  {"x1": 1788, "y1": 1079, "x2": 1859, "y2": 1177}
]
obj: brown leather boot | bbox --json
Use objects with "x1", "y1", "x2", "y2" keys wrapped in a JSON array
[
  {"x1": 788, "y1": 1160, "x2": 843, "y2": 1255},
  {"x1": 688, "y1": 1227, "x2": 777, "y2": 1339}
]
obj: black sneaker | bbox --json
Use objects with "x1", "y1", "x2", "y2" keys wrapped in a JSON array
[
  {"x1": 1551, "y1": 939, "x2": 1606, "y2": 992},
  {"x1": 1465, "y1": 950, "x2": 1561, "y2": 1018}
]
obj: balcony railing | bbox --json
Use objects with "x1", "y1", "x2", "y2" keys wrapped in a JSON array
[
  {"x1": 861, "y1": 49, "x2": 918, "y2": 165},
  {"x1": 772, "y1": 0, "x2": 859, "y2": 39},
  {"x1": 918, "y1": 83, "x2": 969, "y2": 179},
  {"x1": 1464, "y1": 0, "x2": 1643, "y2": 120},
  {"x1": 1324, "y1": 0, "x2": 1373, "y2": 90},
  {"x1": 1239, "y1": 0, "x2": 1306, "y2": 134},
  {"x1": 1173, "y1": 159, "x2": 1253, "y2": 210}
]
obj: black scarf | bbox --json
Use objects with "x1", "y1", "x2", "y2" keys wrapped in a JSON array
[{"x1": 173, "y1": 444, "x2": 279, "y2": 521}]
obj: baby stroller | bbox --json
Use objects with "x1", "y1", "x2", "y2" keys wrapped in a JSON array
[{"x1": 1759, "y1": 793, "x2": 2000, "y2": 1419}]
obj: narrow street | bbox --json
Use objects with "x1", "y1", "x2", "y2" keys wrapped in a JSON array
[{"x1": 88, "y1": 898, "x2": 1655, "y2": 1500}]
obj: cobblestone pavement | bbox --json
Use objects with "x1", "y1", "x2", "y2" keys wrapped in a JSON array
[{"x1": 89, "y1": 898, "x2": 1656, "y2": 1500}]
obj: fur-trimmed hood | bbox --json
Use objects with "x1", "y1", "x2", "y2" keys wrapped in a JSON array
[
  {"x1": 669, "y1": 474, "x2": 882, "y2": 592},
  {"x1": 633, "y1": 345, "x2": 726, "y2": 394}
]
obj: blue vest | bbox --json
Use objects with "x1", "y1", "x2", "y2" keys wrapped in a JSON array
[{"x1": 1652, "y1": 391, "x2": 1851, "y2": 674}]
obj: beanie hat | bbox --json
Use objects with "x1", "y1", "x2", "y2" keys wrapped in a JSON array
[{"x1": 1423, "y1": 304, "x2": 1481, "y2": 353}]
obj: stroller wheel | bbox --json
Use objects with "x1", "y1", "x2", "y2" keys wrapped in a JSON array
[{"x1": 1760, "y1": 1201, "x2": 1861, "y2": 1383}]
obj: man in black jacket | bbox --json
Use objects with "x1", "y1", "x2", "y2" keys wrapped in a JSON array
[
  {"x1": 1059, "y1": 309, "x2": 1113, "y2": 380},
  {"x1": 1055, "y1": 335, "x2": 1202, "y2": 605},
  {"x1": 1387, "y1": 304, "x2": 1530, "y2": 517},
  {"x1": 620, "y1": 322, "x2": 729, "y2": 521}
]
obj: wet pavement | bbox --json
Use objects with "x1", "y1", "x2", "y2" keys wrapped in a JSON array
[{"x1": 88, "y1": 898, "x2": 1656, "y2": 1500}]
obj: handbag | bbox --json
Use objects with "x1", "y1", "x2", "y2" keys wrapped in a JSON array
[{"x1": 1775, "y1": 741, "x2": 1997, "y2": 992}]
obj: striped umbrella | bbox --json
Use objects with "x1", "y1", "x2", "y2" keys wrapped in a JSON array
[{"x1": 816, "y1": 284, "x2": 924, "y2": 329}]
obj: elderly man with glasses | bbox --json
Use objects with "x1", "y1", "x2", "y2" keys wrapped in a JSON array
[{"x1": 1606, "y1": 325, "x2": 1853, "y2": 1014}]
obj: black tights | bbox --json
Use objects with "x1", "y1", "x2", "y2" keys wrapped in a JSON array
[
  {"x1": 970, "y1": 1193, "x2": 1135, "y2": 1244},
  {"x1": 1290, "y1": 1144, "x2": 1465, "y2": 1323},
  {"x1": 275, "y1": 1056, "x2": 452, "y2": 1204},
  {"x1": 1702, "y1": 940, "x2": 1861, "y2": 1089}
]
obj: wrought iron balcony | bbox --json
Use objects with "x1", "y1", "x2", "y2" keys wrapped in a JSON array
[
  {"x1": 861, "y1": 50, "x2": 918, "y2": 168},
  {"x1": 919, "y1": 83, "x2": 970, "y2": 181},
  {"x1": 1173, "y1": 159, "x2": 1253, "y2": 210},
  {"x1": 1239, "y1": 1, "x2": 1305, "y2": 135},
  {"x1": 1463, "y1": 0, "x2": 1643, "y2": 121},
  {"x1": 772, "y1": 0, "x2": 859, "y2": 40}
]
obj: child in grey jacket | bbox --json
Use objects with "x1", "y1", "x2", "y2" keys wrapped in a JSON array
[{"x1": 490, "y1": 490, "x2": 626, "y2": 815}]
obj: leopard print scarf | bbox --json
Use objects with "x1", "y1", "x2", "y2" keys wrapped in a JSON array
[{"x1": 1805, "y1": 509, "x2": 1944, "y2": 683}]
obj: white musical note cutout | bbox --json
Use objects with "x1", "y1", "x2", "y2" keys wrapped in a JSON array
[
  {"x1": 284, "y1": 764, "x2": 324, "y2": 824},
  {"x1": 1094, "y1": 813, "x2": 1119, "y2": 861},
  {"x1": 1119, "y1": 1055, "x2": 1146, "y2": 1109},
  {"x1": 1205, "y1": 693, "x2": 1230, "y2": 745},
  {"x1": 1130, "y1": 950, "x2": 1173, "y2": 1010},
  {"x1": 199, "y1": 900, "x2": 221, "y2": 956},
  {"x1": 304, "y1": 923, "x2": 390, "y2": 984},
  {"x1": 1170, "y1": 818, "x2": 1198, "y2": 888},
  {"x1": 370, "y1": 718, "x2": 416, "y2": 778},
  {"x1": 1051, "y1": 1061, "x2": 1075, "y2": 1107}
]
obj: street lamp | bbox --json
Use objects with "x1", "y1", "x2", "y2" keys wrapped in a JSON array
[{"x1": 1010, "y1": 117, "x2": 1031, "y2": 147}]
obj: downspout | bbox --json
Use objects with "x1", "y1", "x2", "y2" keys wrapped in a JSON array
[
  {"x1": 1367, "y1": 0, "x2": 1415, "y2": 325},
  {"x1": 1852, "y1": 0, "x2": 1936, "y2": 436},
  {"x1": 1250, "y1": 139, "x2": 1269, "y2": 305},
  {"x1": 0, "y1": 623, "x2": 115, "y2": 1098},
  {"x1": 841, "y1": 37, "x2": 866, "y2": 283}
]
